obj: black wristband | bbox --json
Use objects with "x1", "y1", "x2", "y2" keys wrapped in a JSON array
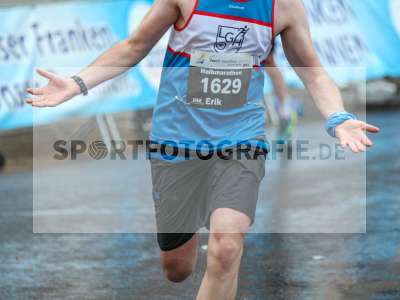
[{"x1": 71, "y1": 75, "x2": 88, "y2": 96}]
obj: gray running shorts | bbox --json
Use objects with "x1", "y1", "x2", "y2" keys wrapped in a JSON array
[{"x1": 150, "y1": 150, "x2": 266, "y2": 251}]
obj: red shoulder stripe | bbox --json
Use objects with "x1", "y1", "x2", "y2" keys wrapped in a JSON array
[{"x1": 195, "y1": 10, "x2": 272, "y2": 27}]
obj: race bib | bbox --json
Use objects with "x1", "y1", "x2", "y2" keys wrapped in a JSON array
[{"x1": 187, "y1": 51, "x2": 253, "y2": 109}]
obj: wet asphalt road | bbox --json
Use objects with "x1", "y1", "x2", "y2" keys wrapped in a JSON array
[{"x1": 0, "y1": 110, "x2": 399, "y2": 300}]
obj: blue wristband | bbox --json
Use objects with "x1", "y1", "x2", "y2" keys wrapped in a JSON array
[{"x1": 325, "y1": 112, "x2": 357, "y2": 138}]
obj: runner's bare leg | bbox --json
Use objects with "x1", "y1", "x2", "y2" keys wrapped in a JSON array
[
  {"x1": 160, "y1": 234, "x2": 198, "y2": 283},
  {"x1": 196, "y1": 208, "x2": 251, "y2": 300}
]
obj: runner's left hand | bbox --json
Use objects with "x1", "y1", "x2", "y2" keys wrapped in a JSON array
[{"x1": 335, "y1": 120, "x2": 380, "y2": 153}]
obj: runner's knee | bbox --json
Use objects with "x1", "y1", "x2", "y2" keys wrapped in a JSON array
[
  {"x1": 162, "y1": 258, "x2": 194, "y2": 283},
  {"x1": 207, "y1": 235, "x2": 244, "y2": 274}
]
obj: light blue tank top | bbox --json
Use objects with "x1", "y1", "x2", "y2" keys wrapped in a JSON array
[{"x1": 150, "y1": 0, "x2": 275, "y2": 159}]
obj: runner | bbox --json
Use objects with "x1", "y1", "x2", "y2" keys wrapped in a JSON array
[{"x1": 26, "y1": 0, "x2": 379, "y2": 299}]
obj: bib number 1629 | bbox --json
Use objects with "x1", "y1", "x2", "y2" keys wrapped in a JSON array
[{"x1": 201, "y1": 77, "x2": 242, "y2": 95}]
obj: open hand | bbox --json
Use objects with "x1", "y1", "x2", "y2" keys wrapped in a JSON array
[
  {"x1": 26, "y1": 69, "x2": 80, "y2": 107},
  {"x1": 336, "y1": 120, "x2": 380, "y2": 153}
]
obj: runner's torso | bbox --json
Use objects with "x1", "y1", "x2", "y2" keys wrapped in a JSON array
[{"x1": 151, "y1": 0, "x2": 275, "y2": 151}]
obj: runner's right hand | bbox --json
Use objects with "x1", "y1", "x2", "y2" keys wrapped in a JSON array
[{"x1": 26, "y1": 69, "x2": 80, "y2": 107}]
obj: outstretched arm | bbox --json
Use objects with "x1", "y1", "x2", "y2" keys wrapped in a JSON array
[
  {"x1": 26, "y1": 0, "x2": 179, "y2": 107},
  {"x1": 274, "y1": 0, "x2": 379, "y2": 152}
]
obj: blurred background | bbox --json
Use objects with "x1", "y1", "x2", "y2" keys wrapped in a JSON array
[{"x1": 0, "y1": 0, "x2": 399, "y2": 299}]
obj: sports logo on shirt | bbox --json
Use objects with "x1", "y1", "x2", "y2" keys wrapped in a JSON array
[{"x1": 214, "y1": 25, "x2": 249, "y2": 52}]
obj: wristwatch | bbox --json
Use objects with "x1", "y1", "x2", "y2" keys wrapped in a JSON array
[{"x1": 71, "y1": 75, "x2": 88, "y2": 96}]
